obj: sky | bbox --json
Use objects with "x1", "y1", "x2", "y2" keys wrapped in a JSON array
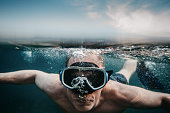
[{"x1": 0, "y1": 0, "x2": 170, "y2": 42}]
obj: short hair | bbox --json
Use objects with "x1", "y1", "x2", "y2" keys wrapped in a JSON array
[{"x1": 66, "y1": 49, "x2": 104, "y2": 67}]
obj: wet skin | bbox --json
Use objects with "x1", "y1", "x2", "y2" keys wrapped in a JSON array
[{"x1": 66, "y1": 89, "x2": 102, "y2": 112}]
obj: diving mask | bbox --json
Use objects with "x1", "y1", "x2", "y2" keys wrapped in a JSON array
[{"x1": 60, "y1": 62, "x2": 109, "y2": 95}]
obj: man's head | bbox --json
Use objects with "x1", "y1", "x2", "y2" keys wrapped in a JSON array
[
  {"x1": 62, "y1": 50, "x2": 107, "y2": 111},
  {"x1": 66, "y1": 50, "x2": 105, "y2": 69}
]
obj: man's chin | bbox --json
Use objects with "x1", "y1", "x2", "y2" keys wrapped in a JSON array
[
  {"x1": 74, "y1": 106, "x2": 93, "y2": 112},
  {"x1": 73, "y1": 101, "x2": 94, "y2": 112}
]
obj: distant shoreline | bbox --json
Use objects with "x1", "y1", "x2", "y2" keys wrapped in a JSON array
[{"x1": 0, "y1": 38, "x2": 170, "y2": 49}]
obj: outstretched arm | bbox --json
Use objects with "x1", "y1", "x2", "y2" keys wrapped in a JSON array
[
  {"x1": 0, "y1": 70, "x2": 44, "y2": 84},
  {"x1": 0, "y1": 70, "x2": 60, "y2": 92},
  {"x1": 129, "y1": 86, "x2": 170, "y2": 111},
  {"x1": 111, "y1": 82, "x2": 170, "y2": 112}
]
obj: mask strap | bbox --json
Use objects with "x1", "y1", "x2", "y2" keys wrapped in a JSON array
[{"x1": 106, "y1": 70, "x2": 113, "y2": 80}]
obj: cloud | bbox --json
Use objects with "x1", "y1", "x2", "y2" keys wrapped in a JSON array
[
  {"x1": 87, "y1": 12, "x2": 101, "y2": 19},
  {"x1": 106, "y1": 3, "x2": 170, "y2": 37},
  {"x1": 86, "y1": 5, "x2": 96, "y2": 10},
  {"x1": 0, "y1": 16, "x2": 111, "y2": 39}
]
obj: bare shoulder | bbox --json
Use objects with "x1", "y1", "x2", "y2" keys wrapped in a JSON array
[
  {"x1": 103, "y1": 80, "x2": 138, "y2": 107},
  {"x1": 35, "y1": 71, "x2": 61, "y2": 93}
]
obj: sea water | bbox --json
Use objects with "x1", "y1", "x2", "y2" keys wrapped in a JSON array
[{"x1": 0, "y1": 43, "x2": 169, "y2": 113}]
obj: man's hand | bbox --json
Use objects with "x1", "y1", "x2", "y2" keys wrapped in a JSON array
[{"x1": 162, "y1": 96, "x2": 170, "y2": 112}]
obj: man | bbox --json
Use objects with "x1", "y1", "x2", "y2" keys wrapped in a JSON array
[{"x1": 0, "y1": 50, "x2": 170, "y2": 113}]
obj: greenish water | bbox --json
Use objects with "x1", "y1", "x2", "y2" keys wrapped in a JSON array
[{"x1": 0, "y1": 44, "x2": 169, "y2": 113}]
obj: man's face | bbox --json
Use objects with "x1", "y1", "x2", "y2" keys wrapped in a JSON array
[
  {"x1": 67, "y1": 88, "x2": 102, "y2": 112},
  {"x1": 65, "y1": 53, "x2": 105, "y2": 111}
]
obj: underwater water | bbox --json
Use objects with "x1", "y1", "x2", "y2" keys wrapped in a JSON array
[{"x1": 0, "y1": 43, "x2": 169, "y2": 113}]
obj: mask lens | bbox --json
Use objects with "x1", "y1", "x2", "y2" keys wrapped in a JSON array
[
  {"x1": 86, "y1": 69, "x2": 105, "y2": 88},
  {"x1": 63, "y1": 69, "x2": 79, "y2": 87},
  {"x1": 63, "y1": 67, "x2": 105, "y2": 89}
]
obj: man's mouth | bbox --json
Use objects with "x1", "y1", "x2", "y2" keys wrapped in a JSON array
[
  {"x1": 71, "y1": 93, "x2": 94, "y2": 104},
  {"x1": 77, "y1": 99, "x2": 94, "y2": 104}
]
